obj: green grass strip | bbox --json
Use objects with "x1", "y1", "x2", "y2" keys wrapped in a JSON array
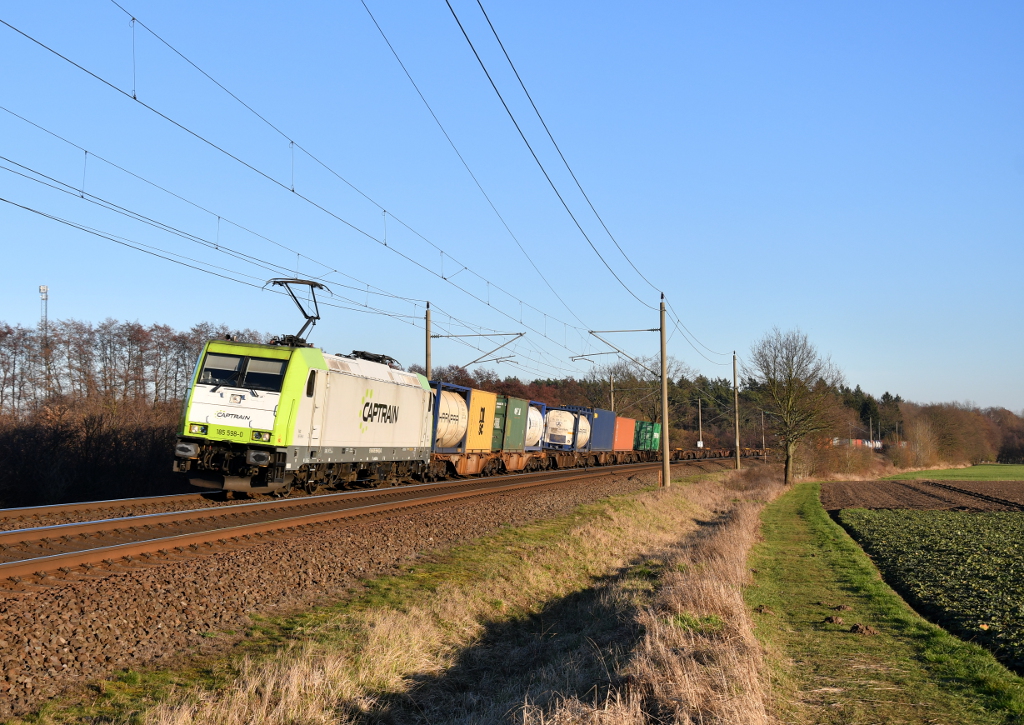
[
  {"x1": 746, "y1": 482, "x2": 1024, "y2": 725},
  {"x1": 885, "y1": 464, "x2": 1024, "y2": 481}
]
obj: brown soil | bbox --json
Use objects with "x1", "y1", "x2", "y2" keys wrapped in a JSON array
[
  {"x1": 850, "y1": 623, "x2": 878, "y2": 636},
  {"x1": 935, "y1": 480, "x2": 1024, "y2": 505},
  {"x1": 818, "y1": 480, "x2": 1018, "y2": 512}
]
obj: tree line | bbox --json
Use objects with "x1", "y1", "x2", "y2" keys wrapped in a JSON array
[
  {"x1": 421, "y1": 334, "x2": 1024, "y2": 480},
  {"x1": 1, "y1": 318, "x2": 1021, "y2": 505},
  {"x1": 0, "y1": 319, "x2": 269, "y2": 507}
]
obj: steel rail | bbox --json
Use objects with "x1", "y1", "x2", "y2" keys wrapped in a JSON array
[
  {"x1": 0, "y1": 492, "x2": 210, "y2": 520},
  {"x1": 0, "y1": 463, "x2": 658, "y2": 549},
  {"x1": 1, "y1": 463, "x2": 659, "y2": 582},
  {"x1": 0, "y1": 452, "x2": 765, "y2": 524}
]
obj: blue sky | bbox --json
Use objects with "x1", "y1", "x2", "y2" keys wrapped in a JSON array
[{"x1": 1, "y1": 1, "x2": 1021, "y2": 408}]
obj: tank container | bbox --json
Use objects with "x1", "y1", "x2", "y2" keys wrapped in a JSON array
[
  {"x1": 543, "y1": 409, "x2": 592, "y2": 450},
  {"x1": 435, "y1": 390, "x2": 468, "y2": 448},
  {"x1": 525, "y1": 404, "x2": 545, "y2": 449}
]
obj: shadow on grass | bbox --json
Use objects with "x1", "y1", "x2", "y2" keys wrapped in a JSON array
[{"x1": 349, "y1": 568, "x2": 648, "y2": 724}]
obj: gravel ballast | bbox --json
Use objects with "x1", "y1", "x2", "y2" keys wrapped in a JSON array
[{"x1": 0, "y1": 463, "x2": 729, "y2": 716}]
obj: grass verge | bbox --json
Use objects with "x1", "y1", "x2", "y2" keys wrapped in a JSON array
[
  {"x1": 16, "y1": 467, "x2": 774, "y2": 724},
  {"x1": 746, "y1": 482, "x2": 1024, "y2": 724},
  {"x1": 885, "y1": 464, "x2": 1024, "y2": 481}
]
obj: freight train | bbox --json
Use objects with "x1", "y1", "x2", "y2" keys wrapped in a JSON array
[{"x1": 172, "y1": 337, "x2": 761, "y2": 494}]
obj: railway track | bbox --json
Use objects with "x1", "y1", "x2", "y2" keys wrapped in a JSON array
[
  {"x1": 0, "y1": 462, "x2": 661, "y2": 587},
  {"x1": 0, "y1": 492, "x2": 212, "y2": 529}
]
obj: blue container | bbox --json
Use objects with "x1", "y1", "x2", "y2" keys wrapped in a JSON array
[{"x1": 588, "y1": 408, "x2": 616, "y2": 452}]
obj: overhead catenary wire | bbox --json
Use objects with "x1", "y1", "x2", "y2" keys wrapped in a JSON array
[
  {"x1": 101, "y1": 2, "x2": 592, "y2": 337},
  {"x1": 0, "y1": 17, "x2": 594, "y2": 365},
  {"x1": 356, "y1": 0, "x2": 589, "y2": 330},
  {"x1": 0, "y1": 141, "x2": 580, "y2": 376},
  {"x1": 472, "y1": 0, "x2": 662, "y2": 298},
  {"x1": 6, "y1": 10, "x2": 721, "y2": 378},
  {"x1": 441, "y1": 0, "x2": 656, "y2": 312},
  {"x1": 6, "y1": 10, "x2": 720, "y2": 382}
]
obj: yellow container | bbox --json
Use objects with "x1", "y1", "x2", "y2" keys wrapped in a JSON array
[{"x1": 464, "y1": 389, "x2": 497, "y2": 451}]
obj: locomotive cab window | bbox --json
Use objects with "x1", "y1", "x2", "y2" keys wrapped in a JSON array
[
  {"x1": 198, "y1": 354, "x2": 287, "y2": 392},
  {"x1": 306, "y1": 370, "x2": 317, "y2": 397},
  {"x1": 199, "y1": 353, "x2": 243, "y2": 386},
  {"x1": 242, "y1": 357, "x2": 288, "y2": 392}
]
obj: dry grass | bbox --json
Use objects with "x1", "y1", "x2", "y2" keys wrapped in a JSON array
[
  {"x1": 140, "y1": 467, "x2": 783, "y2": 725},
  {"x1": 524, "y1": 466, "x2": 783, "y2": 725}
]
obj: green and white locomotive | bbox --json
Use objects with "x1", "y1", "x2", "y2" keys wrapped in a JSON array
[{"x1": 173, "y1": 339, "x2": 436, "y2": 493}]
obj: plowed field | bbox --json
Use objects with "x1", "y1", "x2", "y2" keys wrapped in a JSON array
[
  {"x1": 943, "y1": 480, "x2": 1024, "y2": 505},
  {"x1": 819, "y1": 480, "x2": 1020, "y2": 511}
]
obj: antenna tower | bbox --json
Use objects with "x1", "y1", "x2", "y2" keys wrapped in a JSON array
[
  {"x1": 39, "y1": 285, "x2": 50, "y2": 396},
  {"x1": 39, "y1": 285, "x2": 48, "y2": 340}
]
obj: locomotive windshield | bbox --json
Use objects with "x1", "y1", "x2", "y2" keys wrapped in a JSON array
[
  {"x1": 243, "y1": 358, "x2": 288, "y2": 392},
  {"x1": 199, "y1": 354, "x2": 242, "y2": 386},
  {"x1": 198, "y1": 353, "x2": 288, "y2": 392}
]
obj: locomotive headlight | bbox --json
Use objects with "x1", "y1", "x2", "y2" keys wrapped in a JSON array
[
  {"x1": 252, "y1": 431, "x2": 271, "y2": 442},
  {"x1": 189, "y1": 424, "x2": 208, "y2": 435}
]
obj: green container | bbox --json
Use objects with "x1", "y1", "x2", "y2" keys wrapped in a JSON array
[
  {"x1": 634, "y1": 421, "x2": 649, "y2": 450},
  {"x1": 492, "y1": 396, "x2": 529, "y2": 451},
  {"x1": 501, "y1": 397, "x2": 529, "y2": 451},
  {"x1": 650, "y1": 423, "x2": 662, "y2": 452},
  {"x1": 633, "y1": 421, "x2": 661, "y2": 451},
  {"x1": 492, "y1": 396, "x2": 508, "y2": 450}
]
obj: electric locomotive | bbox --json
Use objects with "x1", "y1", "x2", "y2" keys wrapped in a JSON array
[{"x1": 172, "y1": 339, "x2": 434, "y2": 493}]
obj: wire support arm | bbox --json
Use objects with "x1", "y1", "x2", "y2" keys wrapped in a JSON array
[{"x1": 464, "y1": 332, "x2": 525, "y2": 367}]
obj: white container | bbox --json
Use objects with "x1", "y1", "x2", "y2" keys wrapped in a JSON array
[
  {"x1": 525, "y1": 405, "x2": 544, "y2": 447},
  {"x1": 543, "y1": 410, "x2": 592, "y2": 448},
  {"x1": 576, "y1": 415, "x2": 592, "y2": 448},
  {"x1": 435, "y1": 390, "x2": 469, "y2": 448}
]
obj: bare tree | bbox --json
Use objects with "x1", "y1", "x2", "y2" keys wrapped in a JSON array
[
  {"x1": 587, "y1": 356, "x2": 692, "y2": 422},
  {"x1": 744, "y1": 328, "x2": 843, "y2": 484}
]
